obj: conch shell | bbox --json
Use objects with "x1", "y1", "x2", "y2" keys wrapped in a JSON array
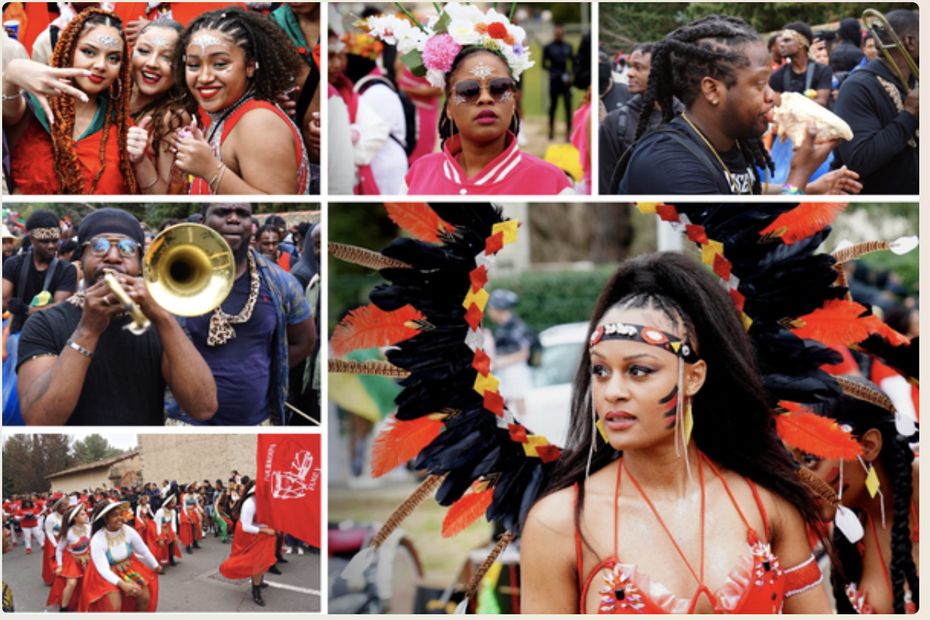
[{"x1": 773, "y1": 92, "x2": 853, "y2": 144}]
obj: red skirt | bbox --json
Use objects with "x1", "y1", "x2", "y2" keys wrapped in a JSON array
[
  {"x1": 219, "y1": 522, "x2": 276, "y2": 580},
  {"x1": 46, "y1": 551, "x2": 89, "y2": 609},
  {"x1": 194, "y1": 512, "x2": 203, "y2": 541},
  {"x1": 147, "y1": 526, "x2": 182, "y2": 565},
  {"x1": 41, "y1": 536, "x2": 57, "y2": 585},
  {"x1": 78, "y1": 555, "x2": 159, "y2": 612},
  {"x1": 179, "y1": 511, "x2": 196, "y2": 548}
]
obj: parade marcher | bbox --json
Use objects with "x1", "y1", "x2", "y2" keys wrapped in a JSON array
[
  {"x1": 134, "y1": 494, "x2": 154, "y2": 539},
  {"x1": 41, "y1": 496, "x2": 69, "y2": 586},
  {"x1": 214, "y1": 489, "x2": 233, "y2": 543},
  {"x1": 79, "y1": 499, "x2": 160, "y2": 612},
  {"x1": 219, "y1": 481, "x2": 277, "y2": 607},
  {"x1": 833, "y1": 9, "x2": 918, "y2": 195},
  {"x1": 167, "y1": 7, "x2": 310, "y2": 194},
  {"x1": 367, "y1": 3, "x2": 573, "y2": 195},
  {"x1": 616, "y1": 16, "x2": 861, "y2": 195},
  {"x1": 771, "y1": 22, "x2": 833, "y2": 106},
  {"x1": 543, "y1": 24, "x2": 573, "y2": 142},
  {"x1": 255, "y1": 224, "x2": 291, "y2": 272},
  {"x1": 47, "y1": 503, "x2": 91, "y2": 612},
  {"x1": 16, "y1": 208, "x2": 218, "y2": 425},
  {"x1": 4, "y1": 8, "x2": 139, "y2": 194},
  {"x1": 166, "y1": 203, "x2": 315, "y2": 426},
  {"x1": 151, "y1": 495, "x2": 181, "y2": 567},
  {"x1": 15, "y1": 498, "x2": 40, "y2": 555},
  {"x1": 2, "y1": 209, "x2": 77, "y2": 334},
  {"x1": 830, "y1": 18, "x2": 865, "y2": 75},
  {"x1": 179, "y1": 484, "x2": 200, "y2": 553}
]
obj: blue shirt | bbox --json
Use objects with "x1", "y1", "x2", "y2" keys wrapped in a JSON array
[{"x1": 168, "y1": 251, "x2": 311, "y2": 425}]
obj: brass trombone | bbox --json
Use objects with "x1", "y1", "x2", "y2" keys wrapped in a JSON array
[
  {"x1": 862, "y1": 8, "x2": 919, "y2": 87},
  {"x1": 104, "y1": 223, "x2": 236, "y2": 335}
]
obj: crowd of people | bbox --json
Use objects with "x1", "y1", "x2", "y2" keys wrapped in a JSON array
[
  {"x1": 2, "y1": 204, "x2": 321, "y2": 426},
  {"x1": 599, "y1": 10, "x2": 918, "y2": 195},
  {"x1": 2, "y1": 470, "x2": 311, "y2": 611},
  {"x1": 2, "y1": 2, "x2": 320, "y2": 195},
  {"x1": 328, "y1": 2, "x2": 588, "y2": 195}
]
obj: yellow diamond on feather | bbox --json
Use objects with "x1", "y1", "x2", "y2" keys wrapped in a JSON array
[
  {"x1": 700, "y1": 240, "x2": 724, "y2": 266},
  {"x1": 637, "y1": 202, "x2": 658, "y2": 214},
  {"x1": 492, "y1": 220, "x2": 519, "y2": 245},
  {"x1": 473, "y1": 373, "x2": 500, "y2": 395},
  {"x1": 463, "y1": 288, "x2": 489, "y2": 312},
  {"x1": 864, "y1": 464, "x2": 880, "y2": 498}
]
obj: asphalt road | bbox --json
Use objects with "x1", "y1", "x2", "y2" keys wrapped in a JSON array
[{"x1": 1, "y1": 532, "x2": 321, "y2": 612}]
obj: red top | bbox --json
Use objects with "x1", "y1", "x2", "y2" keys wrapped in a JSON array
[
  {"x1": 405, "y1": 132, "x2": 573, "y2": 196},
  {"x1": 10, "y1": 112, "x2": 130, "y2": 195},
  {"x1": 17, "y1": 507, "x2": 39, "y2": 528},
  {"x1": 576, "y1": 457, "x2": 797, "y2": 614},
  {"x1": 190, "y1": 99, "x2": 308, "y2": 195}
]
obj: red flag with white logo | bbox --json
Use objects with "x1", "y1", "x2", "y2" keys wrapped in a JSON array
[{"x1": 255, "y1": 434, "x2": 321, "y2": 547}]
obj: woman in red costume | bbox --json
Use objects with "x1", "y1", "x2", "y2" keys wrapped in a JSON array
[
  {"x1": 78, "y1": 499, "x2": 160, "y2": 612},
  {"x1": 147, "y1": 6, "x2": 310, "y2": 194},
  {"x1": 219, "y1": 481, "x2": 277, "y2": 607},
  {"x1": 47, "y1": 503, "x2": 91, "y2": 612},
  {"x1": 179, "y1": 483, "x2": 201, "y2": 553},
  {"x1": 134, "y1": 494, "x2": 154, "y2": 540},
  {"x1": 41, "y1": 497, "x2": 69, "y2": 587},
  {"x1": 3, "y1": 8, "x2": 138, "y2": 194},
  {"x1": 520, "y1": 254, "x2": 831, "y2": 613},
  {"x1": 151, "y1": 495, "x2": 181, "y2": 568}
]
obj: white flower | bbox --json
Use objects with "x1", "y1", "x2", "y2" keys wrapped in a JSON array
[
  {"x1": 448, "y1": 22, "x2": 482, "y2": 46},
  {"x1": 366, "y1": 15, "x2": 410, "y2": 45},
  {"x1": 426, "y1": 68, "x2": 447, "y2": 89},
  {"x1": 397, "y1": 27, "x2": 428, "y2": 55},
  {"x1": 444, "y1": 2, "x2": 486, "y2": 26}
]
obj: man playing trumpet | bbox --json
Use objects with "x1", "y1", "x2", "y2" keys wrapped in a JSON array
[{"x1": 16, "y1": 208, "x2": 217, "y2": 425}]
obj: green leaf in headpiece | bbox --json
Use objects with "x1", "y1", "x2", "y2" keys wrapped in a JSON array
[
  {"x1": 434, "y1": 9, "x2": 452, "y2": 34},
  {"x1": 402, "y1": 49, "x2": 427, "y2": 76}
]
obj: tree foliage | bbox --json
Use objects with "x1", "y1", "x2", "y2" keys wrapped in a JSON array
[
  {"x1": 73, "y1": 434, "x2": 123, "y2": 464},
  {"x1": 2, "y1": 434, "x2": 76, "y2": 495}
]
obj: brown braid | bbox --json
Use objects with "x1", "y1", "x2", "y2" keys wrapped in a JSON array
[{"x1": 48, "y1": 8, "x2": 138, "y2": 194}]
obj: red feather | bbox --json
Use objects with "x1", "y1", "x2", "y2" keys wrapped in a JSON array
[
  {"x1": 371, "y1": 416, "x2": 444, "y2": 478},
  {"x1": 863, "y1": 316, "x2": 911, "y2": 347},
  {"x1": 759, "y1": 203, "x2": 847, "y2": 244},
  {"x1": 775, "y1": 401, "x2": 862, "y2": 460},
  {"x1": 442, "y1": 485, "x2": 494, "y2": 538},
  {"x1": 791, "y1": 299, "x2": 874, "y2": 346},
  {"x1": 385, "y1": 203, "x2": 455, "y2": 244},
  {"x1": 330, "y1": 304, "x2": 426, "y2": 356}
]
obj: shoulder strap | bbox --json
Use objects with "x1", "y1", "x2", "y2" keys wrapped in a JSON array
[
  {"x1": 41, "y1": 257, "x2": 59, "y2": 293},
  {"x1": 572, "y1": 482, "x2": 583, "y2": 594},
  {"x1": 745, "y1": 479, "x2": 771, "y2": 541},
  {"x1": 805, "y1": 62, "x2": 816, "y2": 92},
  {"x1": 16, "y1": 250, "x2": 32, "y2": 302}
]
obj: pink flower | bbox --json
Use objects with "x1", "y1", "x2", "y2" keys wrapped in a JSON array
[{"x1": 422, "y1": 34, "x2": 461, "y2": 73}]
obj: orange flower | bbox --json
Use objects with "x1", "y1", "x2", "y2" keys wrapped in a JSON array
[
  {"x1": 504, "y1": 34, "x2": 514, "y2": 45},
  {"x1": 475, "y1": 23, "x2": 488, "y2": 34}
]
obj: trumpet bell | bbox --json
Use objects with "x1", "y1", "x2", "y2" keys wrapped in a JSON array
[{"x1": 143, "y1": 223, "x2": 235, "y2": 317}]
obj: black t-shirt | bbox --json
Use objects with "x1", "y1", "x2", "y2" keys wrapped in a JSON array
[
  {"x1": 16, "y1": 302, "x2": 165, "y2": 425},
  {"x1": 769, "y1": 61, "x2": 833, "y2": 94},
  {"x1": 543, "y1": 41, "x2": 573, "y2": 83},
  {"x1": 618, "y1": 116, "x2": 758, "y2": 194},
  {"x1": 2, "y1": 253, "x2": 77, "y2": 333}
]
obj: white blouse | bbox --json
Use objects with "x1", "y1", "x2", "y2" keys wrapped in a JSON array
[{"x1": 89, "y1": 526, "x2": 159, "y2": 585}]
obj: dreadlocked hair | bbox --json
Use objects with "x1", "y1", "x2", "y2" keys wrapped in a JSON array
[
  {"x1": 131, "y1": 19, "x2": 195, "y2": 156},
  {"x1": 438, "y1": 47, "x2": 521, "y2": 143},
  {"x1": 173, "y1": 7, "x2": 303, "y2": 110},
  {"x1": 635, "y1": 14, "x2": 774, "y2": 175},
  {"x1": 49, "y1": 8, "x2": 137, "y2": 194},
  {"x1": 819, "y1": 381, "x2": 919, "y2": 614}
]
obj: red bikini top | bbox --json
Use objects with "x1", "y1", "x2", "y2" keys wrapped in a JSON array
[{"x1": 575, "y1": 457, "x2": 822, "y2": 614}]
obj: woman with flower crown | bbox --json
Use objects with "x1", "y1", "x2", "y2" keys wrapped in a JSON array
[{"x1": 367, "y1": 3, "x2": 574, "y2": 195}]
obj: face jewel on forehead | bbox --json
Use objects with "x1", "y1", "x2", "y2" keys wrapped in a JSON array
[
  {"x1": 192, "y1": 34, "x2": 224, "y2": 54},
  {"x1": 93, "y1": 34, "x2": 119, "y2": 47},
  {"x1": 470, "y1": 62, "x2": 494, "y2": 80},
  {"x1": 149, "y1": 37, "x2": 170, "y2": 48}
]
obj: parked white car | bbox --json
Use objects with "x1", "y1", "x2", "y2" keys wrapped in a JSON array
[{"x1": 521, "y1": 322, "x2": 588, "y2": 447}]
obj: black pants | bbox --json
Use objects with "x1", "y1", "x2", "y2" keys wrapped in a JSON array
[{"x1": 548, "y1": 81, "x2": 572, "y2": 140}]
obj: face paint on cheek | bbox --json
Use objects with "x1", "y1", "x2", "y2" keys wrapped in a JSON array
[
  {"x1": 454, "y1": 94, "x2": 467, "y2": 105},
  {"x1": 499, "y1": 89, "x2": 513, "y2": 103},
  {"x1": 659, "y1": 386, "x2": 678, "y2": 429}
]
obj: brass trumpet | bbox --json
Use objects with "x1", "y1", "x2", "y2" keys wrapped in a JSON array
[
  {"x1": 862, "y1": 8, "x2": 919, "y2": 88},
  {"x1": 104, "y1": 223, "x2": 236, "y2": 334}
]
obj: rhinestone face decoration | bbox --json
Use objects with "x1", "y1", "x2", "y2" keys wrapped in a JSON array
[
  {"x1": 93, "y1": 34, "x2": 119, "y2": 48},
  {"x1": 470, "y1": 62, "x2": 494, "y2": 80},
  {"x1": 191, "y1": 34, "x2": 224, "y2": 55},
  {"x1": 454, "y1": 94, "x2": 467, "y2": 105},
  {"x1": 499, "y1": 89, "x2": 513, "y2": 103}
]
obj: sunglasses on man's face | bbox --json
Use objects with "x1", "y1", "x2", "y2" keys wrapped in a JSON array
[
  {"x1": 85, "y1": 237, "x2": 140, "y2": 258},
  {"x1": 452, "y1": 77, "x2": 516, "y2": 104}
]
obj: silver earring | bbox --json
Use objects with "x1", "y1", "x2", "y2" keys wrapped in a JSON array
[{"x1": 585, "y1": 389, "x2": 597, "y2": 479}]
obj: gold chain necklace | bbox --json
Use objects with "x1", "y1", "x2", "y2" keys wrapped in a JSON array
[{"x1": 680, "y1": 113, "x2": 754, "y2": 195}]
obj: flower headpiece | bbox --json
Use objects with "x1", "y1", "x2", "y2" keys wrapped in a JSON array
[
  {"x1": 341, "y1": 31, "x2": 383, "y2": 61},
  {"x1": 366, "y1": 2, "x2": 533, "y2": 89}
]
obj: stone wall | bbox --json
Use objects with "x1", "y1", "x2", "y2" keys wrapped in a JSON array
[{"x1": 138, "y1": 435, "x2": 257, "y2": 486}]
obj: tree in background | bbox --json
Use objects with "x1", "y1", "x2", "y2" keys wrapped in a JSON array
[
  {"x1": 72, "y1": 434, "x2": 123, "y2": 464},
  {"x1": 2, "y1": 434, "x2": 76, "y2": 495}
]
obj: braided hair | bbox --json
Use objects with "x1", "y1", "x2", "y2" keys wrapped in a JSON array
[
  {"x1": 819, "y1": 382, "x2": 919, "y2": 614},
  {"x1": 634, "y1": 15, "x2": 774, "y2": 176},
  {"x1": 173, "y1": 7, "x2": 303, "y2": 110},
  {"x1": 131, "y1": 18, "x2": 195, "y2": 156},
  {"x1": 437, "y1": 47, "x2": 521, "y2": 143},
  {"x1": 49, "y1": 8, "x2": 138, "y2": 194}
]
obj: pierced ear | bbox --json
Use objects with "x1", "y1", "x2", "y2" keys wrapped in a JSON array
[
  {"x1": 685, "y1": 359, "x2": 707, "y2": 397},
  {"x1": 859, "y1": 428, "x2": 883, "y2": 461}
]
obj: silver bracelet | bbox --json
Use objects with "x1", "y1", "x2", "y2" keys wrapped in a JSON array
[
  {"x1": 1, "y1": 89, "x2": 24, "y2": 102},
  {"x1": 65, "y1": 339, "x2": 94, "y2": 359}
]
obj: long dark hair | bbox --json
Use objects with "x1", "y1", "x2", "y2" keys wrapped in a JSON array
[
  {"x1": 544, "y1": 253, "x2": 821, "y2": 542},
  {"x1": 60, "y1": 505, "x2": 87, "y2": 541},
  {"x1": 634, "y1": 15, "x2": 774, "y2": 177},
  {"x1": 819, "y1": 381, "x2": 919, "y2": 614},
  {"x1": 437, "y1": 47, "x2": 521, "y2": 143},
  {"x1": 173, "y1": 7, "x2": 303, "y2": 110},
  {"x1": 231, "y1": 480, "x2": 256, "y2": 521}
]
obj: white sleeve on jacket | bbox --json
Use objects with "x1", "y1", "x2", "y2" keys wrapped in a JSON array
[
  {"x1": 89, "y1": 531, "x2": 121, "y2": 586},
  {"x1": 154, "y1": 509, "x2": 163, "y2": 536},
  {"x1": 55, "y1": 533, "x2": 66, "y2": 565},
  {"x1": 351, "y1": 98, "x2": 390, "y2": 166},
  {"x1": 239, "y1": 497, "x2": 262, "y2": 535},
  {"x1": 127, "y1": 526, "x2": 159, "y2": 570},
  {"x1": 328, "y1": 95, "x2": 356, "y2": 193},
  {"x1": 44, "y1": 514, "x2": 58, "y2": 547}
]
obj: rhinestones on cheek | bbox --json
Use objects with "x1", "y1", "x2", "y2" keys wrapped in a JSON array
[
  {"x1": 454, "y1": 94, "x2": 467, "y2": 105},
  {"x1": 470, "y1": 62, "x2": 494, "y2": 79},
  {"x1": 499, "y1": 89, "x2": 513, "y2": 103}
]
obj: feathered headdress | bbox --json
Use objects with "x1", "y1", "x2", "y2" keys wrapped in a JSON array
[{"x1": 365, "y1": 2, "x2": 533, "y2": 88}]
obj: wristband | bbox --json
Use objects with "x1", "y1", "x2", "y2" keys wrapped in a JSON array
[{"x1": 65, "y1": 339, "x2": 94, "y2": 359}]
